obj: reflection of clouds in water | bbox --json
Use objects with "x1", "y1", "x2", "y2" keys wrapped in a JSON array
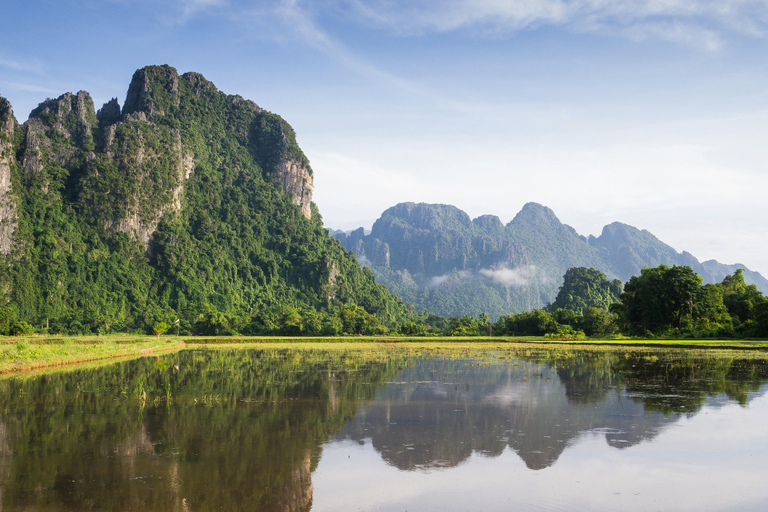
[
  {"x1": 482, "y1": 383, "x2": 535, "y2": 406},
  {"x1": 314, "y1": 392, "x2": 768, "y2": 512}
]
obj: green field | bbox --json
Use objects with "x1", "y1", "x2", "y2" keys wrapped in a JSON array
[{"x1": 3, "y1": 333, "x2": 768, "y2": 376}]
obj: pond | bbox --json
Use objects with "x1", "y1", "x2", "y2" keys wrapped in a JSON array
[{"x1": 1, "y1": 345, "x2": 768, "y2": 511}]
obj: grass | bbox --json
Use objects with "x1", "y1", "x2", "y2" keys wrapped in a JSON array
[
  {"x1": 186, "y1": 334, "x2": 768, "y2": 350},
  {"x1": 2, "y1": 333, "x2": 767, "y2": 376},
  {"x1": 0, "y1": 334, "x2": 184, "y2": 375}
]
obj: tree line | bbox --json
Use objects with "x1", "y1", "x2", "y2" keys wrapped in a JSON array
[
  {"x1": 398, "y1": 265, "x2": 768, "y2": 339},
  {"x1": 2, "y1": 265, "x2": 767, "y2": 338}
]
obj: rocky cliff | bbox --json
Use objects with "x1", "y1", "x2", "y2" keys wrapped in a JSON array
[
  {"x1": 0, "y1": 97, "x2": 18, "y2": 255},
  {"x1": 0, "y1": 65, "x2": 405, "y2": 333}
]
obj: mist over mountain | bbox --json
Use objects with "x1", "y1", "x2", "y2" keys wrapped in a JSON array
[
  {"x1": 332, "y1": 202, "x2": 768, "y2": 319},
  {"x1": 0, "y1": 65, "x2": 408, "y2": 334}
]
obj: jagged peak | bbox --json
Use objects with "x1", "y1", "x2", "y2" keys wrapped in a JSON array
[
  {"x1": 375, "y1": 202, "x2": 472, "y2": 232},
  {"x1": 29, "y1": 91, "x2": 96, "y2": 123},
  {"x1": 508, "y1": 202, "x2": 565, "y2": 232},
  {"x1": 97, "y1": 98, "x2": 121, "y2": 127},
  {"x1": 25, "y1": 91, "x2": 97, "y2": 147},
  {"x1": 123, "y1": 64, "x2": 181, "y2": 116},
  {"x1": 472, "y1": 214, "x2": 503, "y2": 232},
  {"x1": 595, "y1": 221, "x2": 664, "y2": 246},
  {"x1": 230, "y1": 94, "x2": 260, "y2": 111},
  {"x1": 0, "y1": 96, "x2": 17, "y2": 133},
  {"x1": 182, "y1": 71, "x2": 218, "y2": 98}
]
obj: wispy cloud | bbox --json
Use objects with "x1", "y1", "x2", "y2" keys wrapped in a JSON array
[
  {"x1": 423, "y1": 265, "x2": 537, "y2": 288},
  {"x1": 0, "y1": 57, "x2": 45, "y2": 74},
  {"x1": 479, "y1": 265, "x2": 537, "y2": 287},
  {"x1": 179, "y1": 0, "x2": 227, "y2": 16},
  {"x1": 271, "y1": 0, "x2": 428, "y2": 94},
  {"x1": 3, "y1": 82, "x2": 61, "y2": 95},
  {"x1": 342, "y1": 0, "x2": 768, "y2": 49},
  {"x1": 140, "y1": 0, "x2": 230, "y2": 26}
]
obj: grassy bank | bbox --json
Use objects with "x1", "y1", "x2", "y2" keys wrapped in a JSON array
[
  {"x1": 0, "y1": 335, "x2": 184, "y2": 375},
  {"x1": 2, "y1": 334, "x2": 767, "y2": 376},
  {"x1": 186, "y1": 335, "x2": 768, "y2": 350}
]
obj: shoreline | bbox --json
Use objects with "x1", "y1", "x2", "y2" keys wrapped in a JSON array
[{"x1": 3, "y1": 334, "x2": 768, "y2": 376}]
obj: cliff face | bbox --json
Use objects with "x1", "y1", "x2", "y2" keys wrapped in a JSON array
[
  {"x1": 2, "y1": 66, "x2": 316, "y2": 253},
  {"x1": 0, "y1": 97, "x2": 17, "y2": 255},
  {"x1": 248, "y1": 108, "x2": 314, "y2": 220},
  {"x1": 0, "y1": 65, "x2": 405, "y2": 333},
  {"x1": 278, "y1": 158, "x2": 313, "y2": 219},
  {"x1": 87, "y1": 109, "x2": 190, "y2": 247},
  {"x1": 22, "y1": 91, "x2": 98, "y2": 193}
]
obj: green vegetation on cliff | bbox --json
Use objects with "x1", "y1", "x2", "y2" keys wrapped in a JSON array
[{"x1": 0, "y1": 65, "x2": 408, "y2": 335}]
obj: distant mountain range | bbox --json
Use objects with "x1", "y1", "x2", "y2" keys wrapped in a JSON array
[{"x1": 331, "y1": 202, "x2": 768, "y2": 319}]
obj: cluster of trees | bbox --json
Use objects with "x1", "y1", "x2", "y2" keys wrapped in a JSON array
[
  {"x1": 399, "y1": 266, "x2": 768, "y2": 339},
  {"x1": 614, "y1": 266, "x2": 768, "y2": 338}
]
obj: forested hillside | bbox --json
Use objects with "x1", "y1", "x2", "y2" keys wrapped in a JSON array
[
  {"x1": 333, "y1": 202, "x2": 768, "y2": 319},
  {"x1": 0, "y1": 65, "x2": 408, "y2": 335}
]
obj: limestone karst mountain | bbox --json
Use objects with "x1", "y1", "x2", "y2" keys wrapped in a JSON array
[
  {"x1": 0, "y1": 65, "x2": 407, "y2": 333},
  {"x1": 333, "y1": 202, "x2": 768, "y2": 319}
]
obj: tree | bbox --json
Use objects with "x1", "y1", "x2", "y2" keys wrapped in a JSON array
[
  {"x1": 153, "y1": 322, "x2": 171, "y2": 338},
  {"x1": 497, "y1": 309, "x2": 556, "y2": 336},
  {"x1": 549, "y1": 267, "x2": 622, "y2": 315},
  {"x1": 10, "y1": 321, "x2": 34, "y2": 336},
  {"x1": 580, "y1": 307, "x2": 613, "y2": 336},
  {"x1": 615, "y1": 265, "x2": 705, "y2": 334},
  {"x1": 720, "y1": 269, "x2": 765, "y2": 324}
]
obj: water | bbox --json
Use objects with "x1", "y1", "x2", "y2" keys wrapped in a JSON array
[{"x1": 1, "y1": 346, "x2": 768, "y2": 511}]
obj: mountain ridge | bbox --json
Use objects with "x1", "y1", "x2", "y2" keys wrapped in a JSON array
[{"x1": 332, "y1": 201, "x2": 767, "y2": 319}]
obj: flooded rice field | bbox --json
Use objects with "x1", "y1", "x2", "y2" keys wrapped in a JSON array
[{"x1": 1, "y1": 345, "x2": 767, "y2": 511}]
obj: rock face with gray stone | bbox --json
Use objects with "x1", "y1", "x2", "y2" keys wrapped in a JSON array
[
  {"x1": 0, "y1": 65, "x2": 318, "y2": 257},
  {"x1": 277, "y1": 158, "x2": 313, "y2": 219},
  {"x1": 0, "y1": 97, "x2": 18, "y2": 255}
]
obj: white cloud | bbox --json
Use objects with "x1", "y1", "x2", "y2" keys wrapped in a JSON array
[
  {"x1": 343, "y1": 0, "x2": 768, "y2": 48},
  {"x1": 357, "y1": 254, "x2": 373, "y2": 267},
  {"x1": 2, "y1": 82, "x2": 61, "y2": 95},
  {"x1": 479, "y1": 265, "x2": 538, "y2": 287},
  {"x1": 0, "y1": 58, "x2": 42, "y2": 74},
  {"x1": 428, "y1": 274, "x2": 452, "y2": 287},
  {"x1": 178, "y1": 0, "x2": 228, "y2": 17}
]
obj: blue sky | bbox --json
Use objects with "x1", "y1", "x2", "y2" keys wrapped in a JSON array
[{"x1": 2, "y1": 0, "x2": 768, "y2": 275}]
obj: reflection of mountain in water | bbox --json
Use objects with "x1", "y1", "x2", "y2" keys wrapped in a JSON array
[
  {"x1": 337, "y1": 352, "x2": 768, "y2": 471},
  {"x1": 0, "y1": 349, "x2": 407, "y2": 512},
  {"x1": 3, "y1": 347, "x2": 768, "y2": 509}
]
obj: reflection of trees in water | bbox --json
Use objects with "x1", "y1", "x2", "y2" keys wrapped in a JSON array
[
  {"x1": 338, "y1": 348, "x2": 768, "y2": 471},
  {"x1": 611, "y1": 352, "x2": 768, "y2": 413},
  {"x1": 553, "y1": 352, "x2": 616, "y2": 404},
  {"x1": 3, "y1": 346, "x2": 768, "y2": 508},
  {"x1": 0, "y1": 349, "x2": 408, "y2": 512}
]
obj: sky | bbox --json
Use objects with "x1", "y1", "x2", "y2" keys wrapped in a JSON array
[{"x1": 2, "y1": 0, "x2": 768, "y2": 275}]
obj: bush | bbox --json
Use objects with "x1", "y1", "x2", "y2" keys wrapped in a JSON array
[{"x1": 10, "y1": 321, "x2": 34, "y2": 336}]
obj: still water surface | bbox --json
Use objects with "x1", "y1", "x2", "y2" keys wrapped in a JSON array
[{"x1": 2, "y1": 346, "x2": 768, "y2": 511}]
